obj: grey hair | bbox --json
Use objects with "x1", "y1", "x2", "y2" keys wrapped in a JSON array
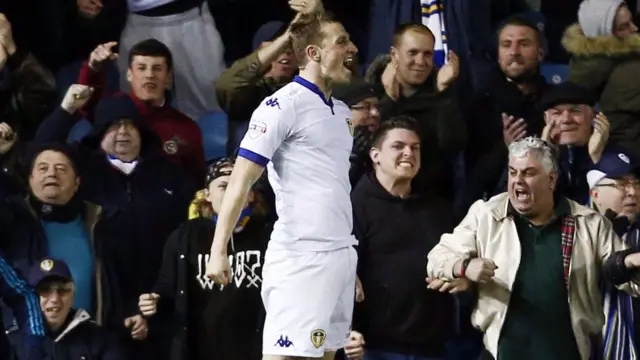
[{"x1": 508, "y1": 136, "x2": 558, "y2": 174}]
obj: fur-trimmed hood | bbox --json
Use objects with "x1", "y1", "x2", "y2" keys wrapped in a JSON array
[
  {"x1": 562, "y1": 23, "x2": 640, "y2": 57},
  {"x1": 364, "y1": 54, "x2": 391, "y2": 85}
]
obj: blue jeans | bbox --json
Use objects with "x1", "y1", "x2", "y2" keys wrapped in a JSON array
[{"x1": 364, "y1": 349, "x2": 445, "y2": 360}]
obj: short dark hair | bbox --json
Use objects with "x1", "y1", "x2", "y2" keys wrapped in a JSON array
[
  {"x1": 128, "y1": 39, "x2": 174, "y2": 71},
  {"x1": 392, "y1": 23, "x2": 435, "y2": 47},
  {"x1": 25, "y1": 143, "x2": 79, "y2": 176},
  {"x1": 289, "y1": 14, "x2": 340, "y2": 66},
  {"x1": 496, "y1": 14, "x2": 545, "y2": 49},
  {"x1": 372, "y1": 116, "x2": 421, "y2": 148}
]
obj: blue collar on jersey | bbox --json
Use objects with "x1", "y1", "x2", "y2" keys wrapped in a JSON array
[{"x1": 294, "y1": 75, "x2": 334, "y2": 113}]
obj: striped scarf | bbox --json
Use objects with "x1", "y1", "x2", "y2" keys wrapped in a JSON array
[
  {"x1": 560, "y1": 216, "x2": 576, "y2": 288},
  {"x1": 420, "y1": 0, "x2": 448, "y2": 67},
  {"x1": 602, "y1": 227, "x2": 640, "y2": 360}
]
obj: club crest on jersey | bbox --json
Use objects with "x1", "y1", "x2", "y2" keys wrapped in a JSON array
[
  {"x1": 248, "y1": 120, "x2": 267, "y2": 140},
  {"x1": 163, "y1": 136, "x2": 184, "y2": 155},
  {"x1": 346, "y1": 118, "x2": 354, "y2": 136},
  {"x1": 311, "y1": 329, "x2": 326, "y2": 349}
]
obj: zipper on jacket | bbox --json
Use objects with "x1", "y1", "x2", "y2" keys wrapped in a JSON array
[{"x1": 126, "y1": 181, "x2": 132, "y2": 202}]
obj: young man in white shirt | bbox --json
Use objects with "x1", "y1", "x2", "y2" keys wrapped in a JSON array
[{"x1": 205, "y1": 2, "x2": 360, "y2": 359}]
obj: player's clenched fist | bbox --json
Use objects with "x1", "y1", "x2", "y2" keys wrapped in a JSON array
[
  {"x1": 88, "y1": 41, "x2": 118, "y2": 71},
  {"x1": 205, "y1": 251, "x2": 231, "y2": 285},
  {"x1": 464, "y1": 258, "x2": 497, "y2": 283},
  {"x1": 61, "y1": 84, "x2": 93, "y2": 114}
]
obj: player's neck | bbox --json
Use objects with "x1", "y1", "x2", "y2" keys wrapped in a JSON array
[
  {"x1": 298, "y1": 68, "x2": 333, "y2": 100},
  {"x1": 375, "y1": 171, "x2": 412, "y2": 198}
]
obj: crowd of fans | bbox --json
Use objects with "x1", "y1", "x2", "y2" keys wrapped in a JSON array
[{"x1": 0, "y1": 0, "x2": 639, "y2": 359}]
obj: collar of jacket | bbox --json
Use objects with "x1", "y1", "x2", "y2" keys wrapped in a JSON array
[
  {"x1": 53, "y1": 309, "x2": 91, "y2": 343},
  {"x1": 128, "y1": 90, "x2": 172, "y2": 117},
  {"x1": 562, "y1": 23, "x2": 640, "y2": 58}
]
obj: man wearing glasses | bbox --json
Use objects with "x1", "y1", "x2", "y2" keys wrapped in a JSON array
[
  {"x1": 587, "y1": 151, "x2": 640, "y2": 359},
  {"x1": 8, "y1": 258, "x2": 127, "y2": 359}
]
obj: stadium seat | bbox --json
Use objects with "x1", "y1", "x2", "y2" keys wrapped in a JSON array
[
  {"x1": 197, "y1": 111, "x2": 229, "y2": 161},
  {"x1": 67, "y1": 118, "x2": 93, "y2": 143},
  {"x1": 541, "y1": 63, "x2": 569, "y2": 84}
]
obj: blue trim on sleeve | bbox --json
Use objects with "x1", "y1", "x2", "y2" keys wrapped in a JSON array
[
  {"x1": 238, "y1": 148, "x2": 270, "y2": 167},
  {"x1": 0, "y1": 256, "x2": 45, "y2": 336}
]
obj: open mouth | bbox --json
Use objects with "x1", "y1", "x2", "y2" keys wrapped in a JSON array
[
  {"x1": 514, "y1": 188, "x2": 531, "y2": 201},
  {"x1": 623, "y1": 202, "x2": 638, "y2": 209},
  {"x1": 397, "y1": 160, "x2": 414, "y2": 169},
  {"x1": 143, "y1": 83, "x2": 157, "y2": 90},
  {"x1": 45, "y1": 306, "x2": 61, "y2": 314},
  {"x1": 343, "y1": 55, "x2": 354, "y2": 70},
  {"x1": 278, "y1": 58, "x2": 291, "y2": 65}
]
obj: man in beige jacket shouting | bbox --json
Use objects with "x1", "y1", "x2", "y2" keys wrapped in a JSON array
[{"x1": 427, "y1": 136, "x2": 640, "y2": 360}]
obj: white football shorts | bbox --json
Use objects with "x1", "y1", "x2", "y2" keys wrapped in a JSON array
[{"x1": 261, "y1": 245, "x2": 358, "y2": 357}]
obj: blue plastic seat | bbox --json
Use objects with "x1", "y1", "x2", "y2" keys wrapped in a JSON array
[
  {"x1": 541, "y1": 63, "x2": 570, "y2": 85},
  {"x1": 197, "y1": 111, "x2": 229, "y2": 162}
]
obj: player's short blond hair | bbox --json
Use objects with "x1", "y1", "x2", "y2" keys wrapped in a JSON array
[{"x1": 289, "y1": 14, "x2": 340, "y2": 66}]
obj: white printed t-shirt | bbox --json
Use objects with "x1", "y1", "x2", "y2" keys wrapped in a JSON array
[{"x1": 238, "y1": 75, "x2": 357, "y2": 252}]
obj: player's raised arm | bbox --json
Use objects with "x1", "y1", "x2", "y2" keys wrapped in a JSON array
[{"x1": 206, "y1": 94, "x2": 295, "y2": 285}]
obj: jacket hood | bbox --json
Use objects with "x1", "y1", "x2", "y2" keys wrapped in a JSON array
[
  {"x1": 81, "y1": 95, "x2": 162, "y2": 156},
  {"x1": 364, "y1": 54, "x2": 392, "y2": 85},
  {"x1": 562, "y1": 23, "x2": 640, "y2": 57}
]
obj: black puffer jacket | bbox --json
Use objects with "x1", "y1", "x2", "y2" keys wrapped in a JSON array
[{"x1": 8, "y1": 309, "x2": 128, "y2": 360}]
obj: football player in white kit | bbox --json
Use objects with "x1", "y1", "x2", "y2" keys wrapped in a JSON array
[{"x1": 205, "y1": 3, "x2": 360, "y2": 360}]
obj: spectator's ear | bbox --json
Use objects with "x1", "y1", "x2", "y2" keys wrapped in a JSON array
[
  {"x1": 369, "y1": 146, "x2": 380, "y2": 165},
  {"x1": 537, "y1": 47, "x2": 544, "y2": 63},
  {"x1": 126, "y1": 68, "x2": 132, "y2": 84}
]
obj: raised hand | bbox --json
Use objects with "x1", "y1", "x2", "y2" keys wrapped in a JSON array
[
  {"x1": 381, "y1": 60, "x2": 400, "y2": 100},
  {"x1": 502, "y1": 113, "x2": 527, "y2": 146},
  {"x1": 61, "y1": 84, "x2": 94, "y2": 114},
  {"x1": 437, "y1": 50, "x2": 460, "y2": 92},
  {"x1": 588, "y1": 112, "x2": 610, "y2": 163},
  {"x1": 541, "y1": 111, "x2": 562, "y2": 145},
  {"x1": 88, "y1": 42, "x2": 118, "y2": 71},
  {"x1": 77, "y1": 0, "x2": 103, "y2": 19},
  {"x1": 289, "y1": 0, "x2": 324, "y2": 15},
  {"x1": 0, "y1": 14, "x2": 16, "y2": 55},
  {"x1": 0, "y1": 122, "x2": 17, "y2": 155}
]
